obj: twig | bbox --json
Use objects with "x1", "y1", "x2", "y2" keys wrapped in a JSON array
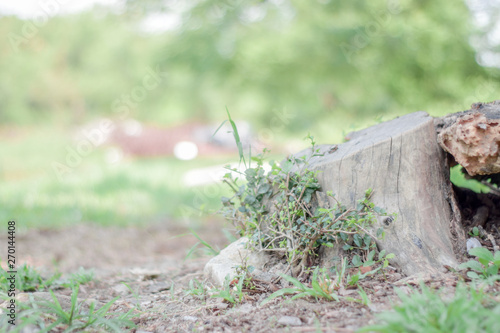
[
  {"x1": 480, "y1": 180, "x2": 500, "y2": 196},
  {"x1": 354, "y1": 223, "x2": 377, "y2": 240}
]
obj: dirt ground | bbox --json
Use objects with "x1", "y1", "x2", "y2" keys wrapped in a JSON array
[{"x1": 3, "y1": 219, "x2": 488, "y2": 333}]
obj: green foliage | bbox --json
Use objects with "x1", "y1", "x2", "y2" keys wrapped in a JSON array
[
  {"x1": 0, "y1": 126, "x2": 230, "y2": 228},
  {"x1": 0, "y1": 263, "x2": 95, "y2": 293},
  {"x1": 221, "y1": 136, "x2": 392, "y2": 275},
  {"x1": 185, "y1": 229, "x2": 220, "y2": 260},
  {"x1": 450, "y1": 165, "x2": 491, "y2": 193},
  {"x1": 262, "y1": 270, "x2": 340, "y2": 305},
  {"x1": 185, "y1": 278, "x2": 208, "y2": 298},
  {"x1": 469, "y1": 226, "x2": 480, "y2": 237},
  {"x1": 0, "y1": 284, "x2": 136, "y2": 332},
  {"x1": 337, "y1": 250, "x2": 395, "y2": 288},
  {"x1": 1, "y1": 1, "x2": 498, "y2": 138},
  {"x1": 0, "y1": 263, "x2": 60, "y2": 292},
  {"x1": 459, "y1": 248, "x2": 500, "y2": 282},
  {"x1": 210, "y1": 274, "x2": 246, "y2": 304},
  {"x1": 358, "y1": 283, "x2": 500, "y2": 333}
]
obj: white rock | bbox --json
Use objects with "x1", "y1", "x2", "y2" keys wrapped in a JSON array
[
  {"x1": 204, "y1": 237, "x2": 269, "y2": 287},
  {"x1": 278, "y1": 316, "x2": 302, "y2": 326},
  {"x1": 466, "y1": 238, "x2": 482, "y2": 253}
]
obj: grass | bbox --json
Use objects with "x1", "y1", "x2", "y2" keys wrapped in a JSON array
[
  {"x1": 0, "y1": 263, "x2": 134, "y2": 332},
  {"x1": 0, "y1": 284, "x2": 136, "y2": 332},
  {"x1": 0, "y1": 263, "x2": 95, "y2": 293},
  {"x1": 358, "y1": 283, "x2": 500, "y2": 333},
  {"x1": 0, "y1": 125, "x2": 234, "y2": 229}
]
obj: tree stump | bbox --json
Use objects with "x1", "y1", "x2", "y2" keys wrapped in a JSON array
[
  {"x1": 291, "y1": 111, "x2": 464, "y2": 276},
  {"x1": 206, "y1": 108, "x2": 500, "y2": 285}
]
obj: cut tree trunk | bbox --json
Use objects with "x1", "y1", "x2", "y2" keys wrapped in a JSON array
[
  {"x1": 292, "y1": 111, "x2": 465, "y2": 276},
  {"x1": 206, "y1": 108, "x2": 500, "y2": 285}
]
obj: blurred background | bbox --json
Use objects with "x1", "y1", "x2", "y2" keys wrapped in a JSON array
[{"x1": 1, "y1": 0, "x2": 499, "y2": 231}]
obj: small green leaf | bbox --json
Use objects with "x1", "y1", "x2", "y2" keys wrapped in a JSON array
[
  {"x1": 378, "y1": 249, "x2": 386, "y2": 260},
  {"x1": 244, "y1": 195, "x2": 256, "y2": 204},
  {"x1": 257, "y1": 183, "x2": 271, "y2": 194},
  {"x1": 467, "y1": 271, "x2": 480, "y2": 279},
  {"x1": 485, "y1": 265, "x2": 499, "y2": 276},
  {"x1": 367, "y1": 250, "x2": 375, "y2": 262},
  {"x1": 458, "y1": 260, "x2": 484, "y2": 272},
  {"x1": 469, "y1": 247, "x2": 494, "y2": 263},
  {"x1": 354, "y1": 234, "x2": 362, "y2": 247},
  {"x1": 281, "y1": 160, "x2": 293, "y2": 173},
  {"x1": 352, "y1": 255, "x2": 362, "y2": 267}
]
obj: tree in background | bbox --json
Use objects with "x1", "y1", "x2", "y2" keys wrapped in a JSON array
[{"x1": 0, "y1": 0, "x2": 498, "y2": 139}]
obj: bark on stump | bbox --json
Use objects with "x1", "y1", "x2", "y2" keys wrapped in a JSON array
[{"x1": 292, "y1": 111, "x2": 464, "y2": 276}]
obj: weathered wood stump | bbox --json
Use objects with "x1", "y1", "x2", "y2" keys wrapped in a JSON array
[
  {"x1": 206, "y1": 107, "x2": 500, "y2": 285},
  {"x1": 292, "y1": 112, "x2": 464, "y2": 276}
]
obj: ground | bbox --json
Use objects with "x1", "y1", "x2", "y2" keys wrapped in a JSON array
[{"x1": 2, "y1": 218, "x2": 474, "y2": 333}]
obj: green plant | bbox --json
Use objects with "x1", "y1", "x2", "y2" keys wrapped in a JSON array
[
  {"x1": 185, "y1": 278, "x2": 208, "y2": 298},
  {"x1": 358, "y1": 283, "x2": 500, "y2": 333},
  {"x1": 469, "y1": 226, "x2": 480, "y2": 237},
  {"x1": 184, "y1": 229, "x2": 220, "y2": 260},
  {"x1": 210, "y1": 273, "x2": 246, "y2": 304},
  {"x1": 351, "y1": 249, "x2": 395, "y2": 280},
  {"x1": 67, "y1": 267, "x2": 95, "y2": 285},
  {"x1": 0, "y1": 263, "x2": 61, "y2": 292},
  {"x1": 218, "y1": 113, "x2": 396, "y2": 280},
  {"x1": 459, "y1": 247, "x2": 500, "y2": 281},
  {"x1": 0, "y1": 284, "x2": 136, "y2": 332},
  {"x1": 262, "y1": 269, "x2": 340, "y2": 305},
  {"x1": 220, "y1": 130, "x2": 392, "y2": 277}
]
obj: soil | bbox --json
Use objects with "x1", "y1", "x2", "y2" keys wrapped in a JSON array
[{"x1": 2, "y1": 218, "x2": 495, "y2": 333}]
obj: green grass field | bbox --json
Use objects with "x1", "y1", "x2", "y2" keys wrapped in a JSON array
[{"x1": 0, "y1": 125, "x2": 236, "y2": 231}]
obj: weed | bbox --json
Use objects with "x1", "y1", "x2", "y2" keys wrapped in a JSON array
[
  {"x1": 0, "y1": 263, "x2": 61, "y2": 292},
  {"x1": 469, "y1": 226, "x2": 480, "y2": 238},
  {"x1": 0, "y1": 263, "x2": 95, "y2": 292},
  {"x1": 219, "y1": 111, "x2": 395, "y2": 280},
  {"x1": 358, "y1": 283, "x2": 500, "y2": 333},
  {"x1": 185, "y1": 278, "x2": 208, "y2": 298},
  {"x1": 67, "y1": 267, "x2": 95, "y2": 285},
  {"x1": 459, "y1": 247, "x2": 500, "y2": 282},
  {"x1": 184, "y1": 229, "x2": 220, "y2": 260},
  {"x1": 262, "y1": 269, "x2": 340, "y2": 304},
  {"x1": 0, "y1": 284, "x2": 136, "y2": 332},
  {"x1": 210, "y1": 273, "x2": 246, "y2": 304}
]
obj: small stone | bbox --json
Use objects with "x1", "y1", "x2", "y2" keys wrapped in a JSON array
[
  {"x1": 112, "y1": 284, "x2": 130, "y2": 295},
  {"x1": 467, "y1": 238, "x2": 482, "y2": 253},
  {"x1": 146, "y1": 282, "x2": 170, "y2": 293},
  {"x1": 182, "y1": 315, "x2": 198, "y2": 322},
  {"x1": 277, "y1": 315, "x2": 302, "y2": 326},
  {"x1": 232, "y1": 303, "x2": 253, "y2": 314}
]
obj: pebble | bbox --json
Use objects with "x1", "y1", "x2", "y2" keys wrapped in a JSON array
[
  {"x1": 182, "y1": 315, "x2": 198, "y2": 322},
  {"x1": 146, "y1": 282, "x2": 171, "y2": 293},
  {"x1": 277, "y1": 315, "x2": 302, "y2": 326},
  {"x1": 112, "y1": 284, "x2": 130, "y2": 295},
  {"x1": 466, "y1": 238, "x2": 482, "y2": 253}
]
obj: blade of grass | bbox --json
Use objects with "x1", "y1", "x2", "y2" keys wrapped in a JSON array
[{"x1": 226, "y1": 107, "x2": 246, "y2": 168}]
